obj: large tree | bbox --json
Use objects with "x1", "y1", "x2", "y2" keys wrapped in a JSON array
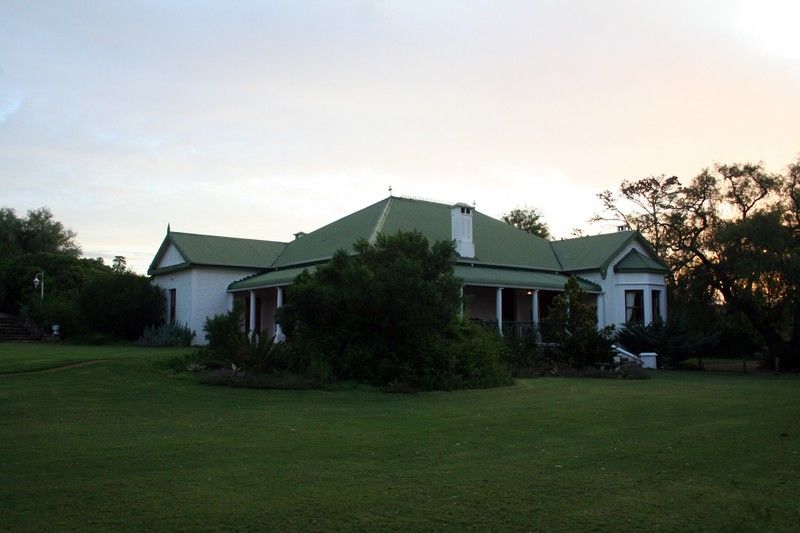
[
  {"x1": 277, "y1": 230, "x2": 510, "y2": 389},
  {"x1": 0, "y1": 207, "x2": 81, "y2": 258},
  {"x1": 594, "y1": 158, "x2": 800, "y2": 367},
  {"x1": 502, "y1": 207, "x2": 551, "y2": 239}
]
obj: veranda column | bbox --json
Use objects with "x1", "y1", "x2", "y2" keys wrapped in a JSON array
[
  {"x1": 227, "y1": 292, "x2": 234, "y2": 312},
  {"x1": 459, "y1": 285, "x2": 464, "y2": 317},
  {"x1": 531, "y1": 289, "x2": 539, "y2": 324},
  {"x1": 248, "y1": 290, "x2": 257, "y2": 336},
  {"x1": 275, "y1": 286, "x2": 285, "y2": 341},
  {"x1": 644, "y1": 289, "x2": 653, "y2": 326},
  {"x1": 596, "y1": 293, "x2": 605, "y2": 328},
  {"x1": 496, "y1": 287, "x2": 503, "y2": 336}
]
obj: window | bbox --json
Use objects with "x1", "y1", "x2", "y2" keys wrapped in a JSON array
[
  {"x1": 169, "y1": 289, "x2": 177, "y2": 325},
  {"x1": 652, "y1": 290, "x2": 662, "y2": 321},
  {"x1": 625, "y1": 290, "x2": 644, "y2": 324}
]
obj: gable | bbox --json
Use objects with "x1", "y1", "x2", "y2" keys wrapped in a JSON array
[
  {"x1": 613, "y1": 248, "x2": 668, "y2": 274},
  {"x1": 551, "y1": 230, "x2": 665, "y2": 277},
  {"x1": 158, "y1": 243, "x2": 185, "y2": 268},
  {"x1": 148, "y1": 231, "x2": 287, "y2": 275}
]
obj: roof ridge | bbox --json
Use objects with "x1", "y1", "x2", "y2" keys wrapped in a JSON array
[
  {"x1": 552, "y1": 229, "x2": 636, "y2": 244},
  {"x1": 548, "y1": 241, "x2": 565, "y2": 271},
  {"x1": 368, "y1": 197, "x2": 393, "y2": 244},
  {"x1": 170, "y1": 230, "x2": 286, "y2": 245}
]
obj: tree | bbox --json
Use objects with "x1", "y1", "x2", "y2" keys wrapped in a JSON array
[
  {"x1": 78, "y1": 271, "x2": 164, "y2": 340},
  {"x1": 592, "y1": 175, "x2": 680, "y2": 255},
  {"x1": 595, "y1": 158, "x2": 800, "y2": 367},
  {"x1": 277, "y1": 230, "x2": 510, "y2": 389},
  {"x1": 543, "y1": 276, "x2": 615, "y2": 368},
  {"x1": 502, "y1": 207, "x2": 551, "y2": 239},
  {"x1": 112, "y1": 256, "x2": 127, "y2": 273},
  {"x1": 0, "y1": 206, "x2": 81, "y2": 258}
]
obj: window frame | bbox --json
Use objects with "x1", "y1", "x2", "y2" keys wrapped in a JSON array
[
  {"x1": 651, "y1": 289, "x2": 662, "y2": 322},
  {"x1": 625, "y1": 289, "x2": 644, "y2": 325}
]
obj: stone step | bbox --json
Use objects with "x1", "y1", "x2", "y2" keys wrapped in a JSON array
[{"x1": 0, "y1": 315, "x2": 41, "y2": 341}]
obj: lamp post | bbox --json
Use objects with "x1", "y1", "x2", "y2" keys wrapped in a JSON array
[{"x1": 33, "y1": 272, "x2": 44, "y2": 301}]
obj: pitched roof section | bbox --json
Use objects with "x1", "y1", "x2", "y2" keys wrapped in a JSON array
[
  {"x1": 148, "y1": 231, "x2": 287, "y2": 275},
  {"x1": 272, "y1": 199, "x2": 390, "y2": 267},
  {"x1": 550, "y1": 230, "x2": 664, "y2": 276},
  {"x1": 455, "y1": 265, "x2": 600, "y2": 292},
  {"x1": 613, "y1": 249, "x2": 668, "y2": 274},
  {"x1": 271, "y1": 196, "x2": 561, "y2": 271},
  {"x1": 229, "y1": 265, "x2": 317, "y2": 290}
]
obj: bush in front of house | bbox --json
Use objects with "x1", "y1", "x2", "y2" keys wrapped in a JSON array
[
  {"x1": 541, "y1": 276, "x2": 616, "y2": 370},
  {"x1": 136, "y1": 322, "x2": 195, "y2": 347},
  {"x1": 275, "y1": 230, "x2": 511, "y2": 390},
  {"x1": 615, "y1": 316, "x2": 719, "y2": 369},
  {"x1": 78, "y1": 271, "x2": 165, "y2": 340},
  {"x1": 203, "y1": 303, "x2": 244, "y2": 356}
]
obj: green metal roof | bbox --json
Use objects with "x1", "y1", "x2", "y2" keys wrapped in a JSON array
[
  {"x1": 272, "y1": 197, "x2": 561, "y2": 270},
  {"x1": 228, "y1": 265, "x2": 317, "y2": 290},
  {"x1": 148, "y1": 231, "x2": 287, "y2": 275},
  {"x1": 613, "y1": 249, "x2": 668, "y2": 274},
  {"x1": 549, "y1": 230, "x2": 663, "y2": 276},
  {"x1": 147, "y1": 196, "x2": 663, "y2": 293},
  {"x1": 271, "y1": 199, "x2": 388, "y2": 267},
  {"x1": 455, "y1": 265, "x2": 601, "y2": 292},
  {"x1": 228, "y1": 264, "x2": 598, "y2": 292}
]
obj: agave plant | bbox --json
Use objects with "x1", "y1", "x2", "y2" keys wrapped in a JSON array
[{"x1": 224, "y1": 332, "x2": 279, "y2": 373}]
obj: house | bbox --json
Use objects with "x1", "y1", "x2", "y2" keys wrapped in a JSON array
[{"x1": 148, "y1": 196, "x2": 667, "y2": 346}]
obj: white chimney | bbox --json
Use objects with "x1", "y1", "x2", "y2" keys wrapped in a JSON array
[{"x1": 451, "y1": 203, "x2": 475, "y2": 258}]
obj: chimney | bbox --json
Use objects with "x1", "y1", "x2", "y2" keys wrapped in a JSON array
[
  {"x1": 451, "y1": 203, "x2": 475, "y2": 258},
  {"x1": 293, "y1": 232, "x2": 307, "y2": 240}
]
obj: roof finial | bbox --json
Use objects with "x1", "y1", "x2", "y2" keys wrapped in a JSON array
[
  {"x1": 388, "y1": 185, "x2": 393, "y2": 197},
  {"x1": 167, "y1": 223, "x2": 171, "y2": 234},
  {"x1": 472, "y1": 200, "x2": 476, "y2": 208}
]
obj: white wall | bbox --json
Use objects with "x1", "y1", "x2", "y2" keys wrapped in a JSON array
[
  {"x1": 158, "y1": 243, "x2": 184, "y2": 267},
  {"x1": 153, "y1": 266, "x2": 258, "y2": 345},
  {"x1": 576, "y1": 241, "x2": 667, "y2": 329}
]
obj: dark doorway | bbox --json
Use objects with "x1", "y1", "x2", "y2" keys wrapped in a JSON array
[
  {"x1": 502, "y1": 289, "x2": 517, "y2": 321},
  {"x1": 169, "y1": 289, "x2": 176, "y2": 325}
]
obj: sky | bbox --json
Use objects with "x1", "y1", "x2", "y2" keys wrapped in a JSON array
[{"x1": 1, "y1": 0, "x2": 799, "y2": 273}]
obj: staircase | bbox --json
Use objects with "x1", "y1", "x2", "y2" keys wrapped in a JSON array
[
  {"x1": 613, "y1": 344, "x2": 658, "y2": 369},
  {"x1": 0, "y1": 314, "x2": 42, "y2": 342}
]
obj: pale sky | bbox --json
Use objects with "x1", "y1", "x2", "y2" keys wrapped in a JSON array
[{"x1": 1, "y1": 0, "x2": 798, "y2": 273}]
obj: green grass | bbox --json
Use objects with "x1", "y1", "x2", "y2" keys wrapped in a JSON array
[
  {"x1": 1, "y1": 343, "x2": 798, "y2": 531},
  {"x1": 0, "y1": 342, "x2": 191, "y2": 373}
]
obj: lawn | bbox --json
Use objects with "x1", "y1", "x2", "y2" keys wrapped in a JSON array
[{"x1": 1, "y1": 343, "x2": 798, "y2": 531}]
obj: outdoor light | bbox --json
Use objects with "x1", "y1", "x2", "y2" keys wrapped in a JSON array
[{"x1": 33, "y1": 272, "x2": 44, "y2": 301}]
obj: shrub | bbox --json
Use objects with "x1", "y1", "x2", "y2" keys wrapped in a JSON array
[
  {"x1": 503, "y1": 326, "x2": 543, "y2": 376},
  {"x1": 443, "y1": 320, "x2": 512, "y2": 389},
  {"x1": 543, "y1": 276, "x2": 615, "y2": 369},
  {"x1": 78, "y1": 271, "x2": 164, "y2": 340},
  {"x1": 222, "y1": 332, "x2": 281, "y2": 372},
  {"x1": 204, "y1": 304, "x2": 244, "y2": 354},
  {"x1": 276, "y1": 231, "x2": 509, "y2": 390},
  {"x1": 136, "y1": 323, "x2": 195, "y2": 347},
  {"x1": 22, "y1": 293, "x2": 84, "y2": 338},
  {"x1": 615, "y1": 317, "x2": 719, "y2": 369}
]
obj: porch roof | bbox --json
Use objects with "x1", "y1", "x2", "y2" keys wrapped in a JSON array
[
  {"x1": 454, "y1": 265, "x2": 601, "y2": 292},
  {"x1": 228, "y1": 265, "x2": 317, "y2": 291},
  {"x1": 229, "y1": 263, "x2": 600, "y2": 293}
]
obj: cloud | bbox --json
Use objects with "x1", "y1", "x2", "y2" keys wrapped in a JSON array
[{"x1": 0, "y1": 94, "x2": 23, "y2": 124}]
